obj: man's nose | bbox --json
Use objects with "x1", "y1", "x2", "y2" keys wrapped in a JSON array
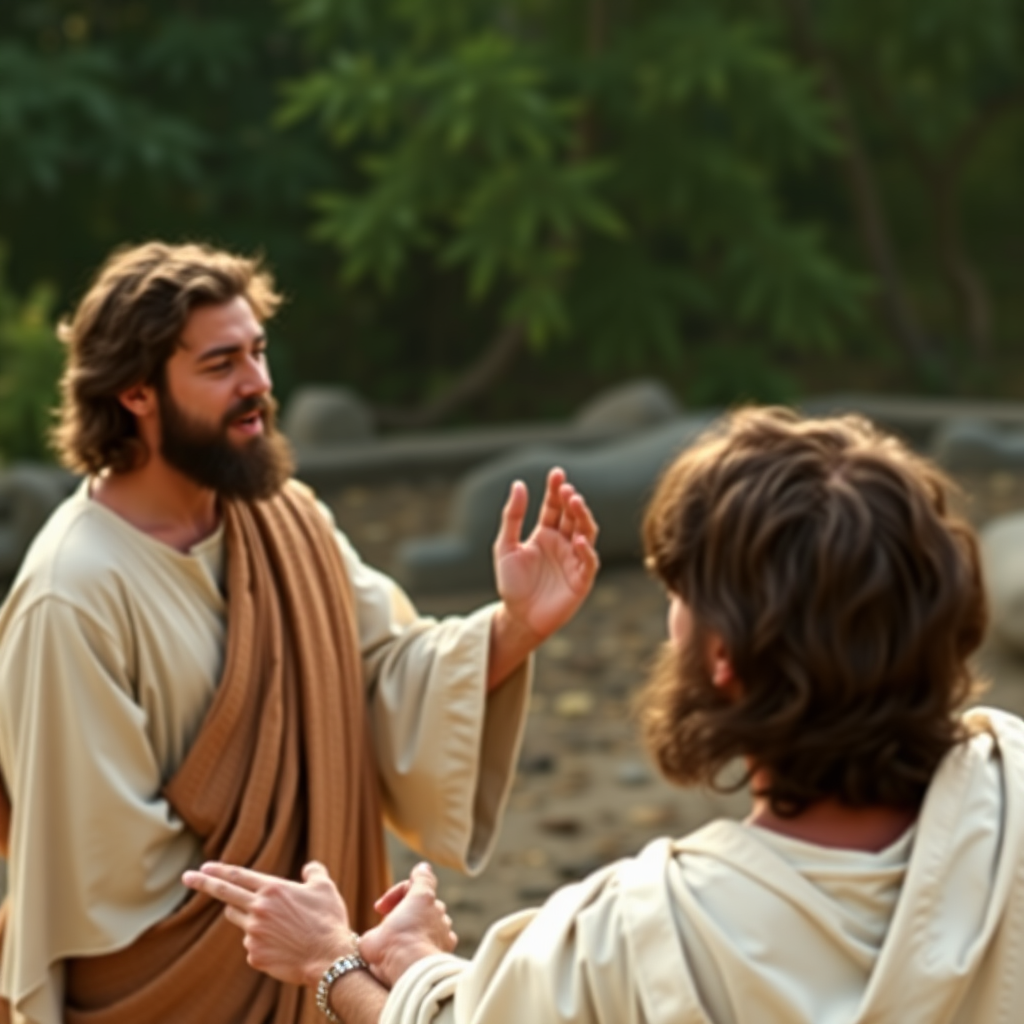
[{"x1": 240, "y1": 355, "x2": 272, "y2": 395}]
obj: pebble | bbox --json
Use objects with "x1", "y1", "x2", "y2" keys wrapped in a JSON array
[
  {"x1": 519, "y1": 752, "x2": 557, "y2": 775},
  {"x1": 521, "y1": 847, "x2": 550, "y2": 867},
  {"x1": 539, "y1": 816, "x2": 584, "y2": 837},
  {"x1": 518, "y1": 886, "x2": 555, "y2": 902},
  {"x1": 627, "y1": 804, "x2": 675, "y2": 827},
  {"x1": 554, "y1": 691, "x2": 595, "y2": 717},
  {"x1": 557, "y1": 857, "x2": 605, "y2": 882},
  {"x1": 616, "y1": 760, "x2": 653, "y2": 786},
  {"x1": 544, "y1": 635, "x2": 575, "y2": 659}
]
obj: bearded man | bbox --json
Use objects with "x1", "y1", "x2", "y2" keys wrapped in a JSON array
[{"x1": 0, "y1": 242, "x2": 599, "y2": 1024}]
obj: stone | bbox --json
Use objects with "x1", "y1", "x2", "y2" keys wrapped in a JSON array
[
  {"x1": 539, "y1": 816, "x2": 584, "y2": 837},
  {"x1": 0, "y1": 463, "x2": 78, "y2": 583},
  {"x1": 519, "y1": 752, "x2": 557, "y2": 775},
  {"x1": 627, "y1": 804, "x2": 676, "y2": 827},
  {"x1": 397, "y1": 414, "x2": 715, "y2": 591},
  {"x1": 615, "y1": 761, "x2": 653, "y2": 787},
  {"x1": 517, "y1": 886, "x2": 555, "y2": 902},
  {"x1": 542, "y1": 635, "x2": 575, "y2": 660},
  {"x1": 554, "y1": 691, "x2": 596, "y2": 717},
  {"x1": 282, "y1": 385, "x2": 376, "y2": 447},
  {"x1": 557, "y1": 857, "x2": 606, "y2": 882},
  {"x1": 572, "y1": 379, "x2": 682, "y2": 433},
  {"x1": 981, "y1": 512, "x2": 1024, "y2": 657},
  {"x1": 930, "y1": 419, "x2": 1024, "y2": 473}
]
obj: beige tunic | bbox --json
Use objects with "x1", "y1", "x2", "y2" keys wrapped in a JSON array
[
  {"x1": 0, "y1": 483, "x2": 531, "y2": 1024},
  {"x1": 384, "y1": 707, "x2": 1024, "y2": 1024}
]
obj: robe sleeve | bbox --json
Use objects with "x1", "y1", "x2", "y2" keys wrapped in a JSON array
[
  {"x1": 0, "y1": 598, "x2": 198, "y2": 1024},
  {"x1": 381, "y1": 865, "x2": 650, "y2": 1024},
  {"x1": 327, "y1": 518, "x2": 532, "y2": 875}
]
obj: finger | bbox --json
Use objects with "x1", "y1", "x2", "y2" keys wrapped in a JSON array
[
  {"x1": 223, "y1": 904, "x2": 250, "y2": 931},
  {"x1": 569, "y1": 494, "x2": 598, "y2": 546},
  {"x1": 557, "y1": 484, "x2": 577, "y2": 538},
  {"x1": 197, "y1": 861, "x2": 271, "y2": 894},
  {"x1": 571, "y1": 535, "x2": 600, "y2": 586},
  {"x1": 374, "y1": 879, "x2": 411, "y2": 915},
  {"x1": 447, "y1": 929, "x2": 458, "y2": 951},
  {"x1": 182, "y1": 870, "x2": 259, "y2": 912},
  {"x1": 493, "y1": 480, "x2": 528, "y2": 559},
  {"x1": 409, "y1": 862, "x2": 438, "y2": 896},
  {"x1": 538, "y1": 468, "x2": 567, "y2": 530},
  {"x1": 301, "y1": 861, "x2": 330, "y2": 884}
]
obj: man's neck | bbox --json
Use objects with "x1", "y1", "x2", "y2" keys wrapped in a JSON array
[
  {"x1": 746, "y1": 770, "x2": 918, "y2": 852},
  {"x1": 91, "y1": 458, "x2": 220, "y2": 553}
]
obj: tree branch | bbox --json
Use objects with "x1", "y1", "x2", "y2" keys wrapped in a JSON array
[
  {"x1": 374, "y1": 322, "x2": 527, "y2": 429},
  {"x1": 778, "y1": 0, "x2": 934, "y2": 363}
]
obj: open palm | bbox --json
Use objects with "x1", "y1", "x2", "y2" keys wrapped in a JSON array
[{"x1": 494, "y1": 468, "x2": 599, "y2": 639}]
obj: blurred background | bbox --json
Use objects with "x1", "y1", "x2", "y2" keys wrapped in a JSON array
[
  {"x1": 4, "y1": 0, "x2": 1024, "y2": 945},
  {"x1": 4, "y1": 0, "x2": 1024, "y2": 465}
]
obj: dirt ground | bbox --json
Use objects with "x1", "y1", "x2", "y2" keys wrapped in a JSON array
[{"x1": 327, "y1": 469, "x2": 1024, "y2": 954}]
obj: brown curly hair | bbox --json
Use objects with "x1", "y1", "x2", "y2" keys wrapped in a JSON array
[
  {"x1": 52, "y1": 241, "x2": 282, "y2": 474},
  {"x1": 639, "y1": 407, "x2": 987, "y2": 816}
]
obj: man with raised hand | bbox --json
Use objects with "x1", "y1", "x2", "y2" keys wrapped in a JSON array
[{"x1": 0, "y1": 241, "x2": 598, "y2": 1024}]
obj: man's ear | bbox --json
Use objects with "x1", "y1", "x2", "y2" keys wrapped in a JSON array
[
  {"x1": 118, "y1": 383, "x2": 156, "y2": 419},
  {"x1": 707, "y1": 633, "x2": 738, "y2": 692}
]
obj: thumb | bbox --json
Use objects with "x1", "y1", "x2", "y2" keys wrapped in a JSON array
[
  {"x1": 301, "y1": 861, "x2": 330, "y2": 884},
  {"x1": 409, "y1": 862, "x2": 438, "y2": 894}
]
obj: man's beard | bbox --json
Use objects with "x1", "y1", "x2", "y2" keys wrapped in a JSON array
[{"x1": 158, "y1": 390, "x2": 295, "y2": 501}]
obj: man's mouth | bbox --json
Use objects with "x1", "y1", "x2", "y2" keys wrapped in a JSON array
[{"x1": 230, "y1": 410, "x2": 265, "y2": 436}]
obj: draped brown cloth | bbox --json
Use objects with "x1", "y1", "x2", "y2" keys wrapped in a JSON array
[{"x1": 0, "y1": 483, "x2": 391, "y2": 1024}]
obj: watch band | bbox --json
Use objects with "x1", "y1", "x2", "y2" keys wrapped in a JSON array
[{"x1": 315, "y1": 952, "x2": 368, "y2": 1022}]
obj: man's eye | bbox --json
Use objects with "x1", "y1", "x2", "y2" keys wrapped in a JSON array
[{"x1": 207, "y1": 362, "x2": 231, "y2": 373}]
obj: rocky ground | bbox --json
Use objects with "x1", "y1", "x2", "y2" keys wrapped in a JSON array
[{"x1": 327, "y1": 468, "x2": 1024, "y2": 955}]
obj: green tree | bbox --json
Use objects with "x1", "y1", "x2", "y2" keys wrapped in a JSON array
[
  {"x1": 0, "y1": 0, "x2": 336, "y2": 397},
  {"x1": 0, "y1": 249, "x2": 62, "y2": 464},
  {"x1": 280, "y1": 0, "x2": 868, "y2": 423},
  {"x1": 772, "y1": 0, "x2": 1024, "y2": 371}
]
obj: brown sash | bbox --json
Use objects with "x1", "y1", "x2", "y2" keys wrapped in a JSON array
[{"x1": 0, "y1": 483, "x2": 390, "y2": 1023}]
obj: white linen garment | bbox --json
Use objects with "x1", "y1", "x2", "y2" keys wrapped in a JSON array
[{"x1": 384, "y1": 708, "x2": 1024, "y2": 1024}]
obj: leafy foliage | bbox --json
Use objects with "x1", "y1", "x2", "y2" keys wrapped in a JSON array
[
  {"x1": 0, "y1": 249, "x2": 62, "y2": 464},
  {"x1": 280, "y1": 0, "x2": 869, "y2": 407},
  {"x1": 1, "y1": 0, "x2": 1023, "y2": 432}
]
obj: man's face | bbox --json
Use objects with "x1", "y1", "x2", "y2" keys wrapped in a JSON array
[{"x1": 157, "y1": 296, "x2": 293, "y2": 500}]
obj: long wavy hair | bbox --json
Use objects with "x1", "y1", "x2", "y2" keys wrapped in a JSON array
[
  {"x1": 52, "y1": 241, "x2": 282, "y2": 474},
  {"x1": 639, "y1": 407, "x2": 987, "y2": 816}
]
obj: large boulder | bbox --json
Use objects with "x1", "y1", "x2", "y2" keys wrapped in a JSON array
[
  {"x1": 930, "y1": 420, "x2": 1024, "y2": 473},
  {"x1": 0, "y1": 464, "x2": 77, "y2": 583},
  {"x1": 981, "y1": 512, "x2": 1024, "y2": 658},
  {"x1": 282, "y1": 386, "x2": 376, "y2": 448},
  {"x1": 397, "y1": 415, "x2": 715, "y2": 592},
  {"x1": 571, "y1": 379, "x2": 682, "y2": 433}
]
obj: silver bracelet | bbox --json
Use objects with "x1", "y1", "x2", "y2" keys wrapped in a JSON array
[{"x1": 315, "y1": 952, "x2": 368, "y2": 1022}]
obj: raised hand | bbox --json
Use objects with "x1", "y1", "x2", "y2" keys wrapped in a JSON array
[
  {"x1": 182, "y1": 860, "x2": 354, "y2": 989},
  {"x1": 359, "y1": 863, "x2": 457, "y2": 988},
  {"x1": 493, "y1": 467, "x2": 599, "y2": 644}
]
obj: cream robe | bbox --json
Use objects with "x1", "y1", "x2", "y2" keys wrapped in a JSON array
[
  {"x1": 384, "y1": 708, "x2": 1024, "y2": 1024},
  {"x1": 0, "y1": 483, "x2": 531, "y2": 1024}
]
